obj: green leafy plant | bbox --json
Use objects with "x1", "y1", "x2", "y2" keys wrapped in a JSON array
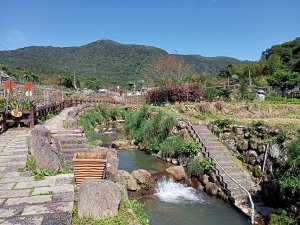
[
  {"x1": 213, "y1": 118, "x2": 234, "y2": 128},
  {"x1": 269, "y1": 209, "x2": 297, "y2": 225},
  {"x1": 276, "y1": 130, "x2": 288, "y2": 143},
  {"x1": 34, "y1": 168, "x2": 55, "y2": 180},
  {"x1": 251, "y1": 120, "x2": 264, "y2": 127},
  {"x1": 187, "y1": 158, "x2": 213, "y2": 177}
]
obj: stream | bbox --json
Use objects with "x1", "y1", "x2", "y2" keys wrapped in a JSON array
[{"x1": 94, "y1": 125, "x2": 249, "y2": 225}]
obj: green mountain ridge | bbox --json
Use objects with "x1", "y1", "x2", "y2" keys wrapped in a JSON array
[{"x1": 0, "y1": 39, "x2": 248, "y2": 86}]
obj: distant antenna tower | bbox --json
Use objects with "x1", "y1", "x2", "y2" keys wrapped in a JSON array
[{"x1": 101, "y1": 32, "x2": 106, "y2": 40}]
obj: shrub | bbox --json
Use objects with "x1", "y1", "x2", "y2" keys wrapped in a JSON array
[
  {"x1": 277, "y1": 134, "x2": 300, "y2": 194},
  {"x1": 276, "y1": 130, "x2": 288, "y2": 143},
  {"x1": 251, "y1": 120, "x2": 264, "y2": 127},
  {"x1": 196, "y1": 102, "x2": 213, "y2": 114},
  {"x1": 215, "y1": 101, "x2": 223, "y2": 111},
  {"x1": 187, "y1": 158, "x2": 213, "y2": 177},
  {"x1": 269, "y1": 209, "x2": 297, "y2": 225},
  {"x1": 213, "y1": 118, "x2": 234, "y2": 128},
  {"x1": 146, "y1": 83, "x2": 203, "y2": 103},
  {"x1": 203, "y1": 87, "x2": 220, "y2": 101},
  {"x1": 182, "y1": 140, "x2": 200, "y2": 158},
  {"x1": 160, "y1": 136, "x2": 186, "y2": 158},
  {"x1": 125, "y1": 107, "x2": 175, "y2": 154},
  {"x1": 160, "y1": 136, "x2": 200, "y2": 158}
]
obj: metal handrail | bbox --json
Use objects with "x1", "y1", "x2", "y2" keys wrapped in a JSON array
[{"x1": 186, "y1": 121, "x2": 255, "y2": 224}]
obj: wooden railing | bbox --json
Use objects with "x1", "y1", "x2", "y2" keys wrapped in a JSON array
[{"x1": 0, "y1": 96, "x2": 144, "y2": 132}]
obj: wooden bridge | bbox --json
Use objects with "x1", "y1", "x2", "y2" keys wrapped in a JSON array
[{"x1": 0, "y1": 96, "x2": 143, "y2": 131}]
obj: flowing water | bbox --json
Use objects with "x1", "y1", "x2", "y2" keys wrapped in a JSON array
[
  {"x1": 118, "y1": 151, "x2": 249, "y2": 225},
  {"x1": 95, "y1": 126, "x2": 249, "y2": 225}
]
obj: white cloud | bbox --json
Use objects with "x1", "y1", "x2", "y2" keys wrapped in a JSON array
[{"x1": 5, "y1": 30, "x2": 26, "y2": 43}]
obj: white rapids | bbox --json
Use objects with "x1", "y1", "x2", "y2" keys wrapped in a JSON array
[{"x1": 155, "y1": 177, "x2": 205, "y2": 204}]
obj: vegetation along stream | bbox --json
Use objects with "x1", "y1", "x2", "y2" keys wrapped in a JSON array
[{"x1": 90, "y1": 107, "x2": 249, "y2": 225}]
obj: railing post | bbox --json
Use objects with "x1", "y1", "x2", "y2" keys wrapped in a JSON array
[{"x1": 29, "y1": 107, "x2": 35, "y2": 128}]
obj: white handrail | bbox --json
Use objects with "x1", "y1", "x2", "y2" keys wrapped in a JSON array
[{"x1": 187, "y1": 121, "x2": 255, "y2": 224}]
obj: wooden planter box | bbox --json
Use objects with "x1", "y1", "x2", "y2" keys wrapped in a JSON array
[{"x1": 73, "y1": 152, "x2": 107, "y2": 187}]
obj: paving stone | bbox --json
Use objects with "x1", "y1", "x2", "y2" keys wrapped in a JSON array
[
  {"x1": 14, "y1": 179, "x2": 56, "y2": 189},
  {"x1": 42, "y1": 212, "x2": 71, "y2": 225},
  {"x1": 0, "y1": 205, "x2": 25, "y2": 218},
  {"x1": 0, "y1": 199, "x2": 5, "y2": 206},
  {"x1": 0, "y1": 176, "x2": 34, "y2": 184},
  {"x1": 54, "y1": 177, "x2": 74, "y2": 186},
  {"x1": 0, "y1": 215, "x2": 44, "y2": 225},
  {"x1": 45, "y1": 174, "x2": 74, "y2": 180},
  {"x1": 22, "y1": 205, "x2": 50, "y2": 216},
  {"x1": 0, "y1": 167, "x2": 6, "y2": 172},
  {"x1": 0, "y1": 161, "x2": 25, "y2": 167},
  {"x1": 0, "y1": 171, "x2": 31, "y2": 178},
  {"x1": 5, "y1": 195, "x2": 52, "y2": 206},
  {"x1": 52, "y1": 191, "x2": 74, "y2": 202},
  {"x1": 0, "y1": 182, "x2": 16, "y2": 191},
  {"x1": 32, "y1": 185, "x2": 74, "y2": 196},
  {"x1": 0, "y1": 189, "x2": 31, "y2": 199}
]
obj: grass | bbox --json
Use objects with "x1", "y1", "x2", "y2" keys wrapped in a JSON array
[
  {"x1": 72, "y1": 193, "x2": 149, "y2": 225},
  {"x1": 18, "y1": 155, "x2": 73, "y2": 180}
]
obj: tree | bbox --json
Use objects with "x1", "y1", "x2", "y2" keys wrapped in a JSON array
[
  {"x1": 267, "y1": 70, "x2": 300, "y2": 96},
  {"x1": 145, "y1": 55, "x2": 192, "y2": 87}
]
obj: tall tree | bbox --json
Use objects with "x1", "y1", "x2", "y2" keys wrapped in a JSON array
[
  {"x1": 145, "y1": 55, "x2": 192, "y2": 87},
  {"x1": 267, "y1": 70, "x2": 300, "y2": 96}
]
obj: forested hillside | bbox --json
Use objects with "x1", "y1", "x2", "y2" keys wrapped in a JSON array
[{"x1": 0, "y1": 40, "x2": 246, "y2": 88}]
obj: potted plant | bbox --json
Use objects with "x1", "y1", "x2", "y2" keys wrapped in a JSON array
[{"x1": 73, "y1": 152, "x2": 107, "y2": 187}]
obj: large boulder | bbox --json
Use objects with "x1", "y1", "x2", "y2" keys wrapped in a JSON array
[
  {"x1": 27, "y1": 125, "x2": 51, "y2": 155},
  {"x1": 131, "y1": 169, "x2": 151, "y2": 184},
  {"x1": 131, "y1": 169, "x2": 154, "y2": 195},
  {"x1": 27, "y1": 125, "x2": 63, "y2": 172},
  {"x1": 178, "y1": 129, "x2": 192, "y2": 140},
  {"x1": 177, "y1": 154, "x2": 188, "y2": 167},
  {"x1": 115, "y1": 170, "x2": 138, "y2": 191},
  {"x1": 245, "y1": 150, "x2": 258, "y2": 165},
  {"x1": 78, "y1": 179, "x2": 120, "y2": 219},
  {"x1": 204, "y1": 182, "x2": 219, "y2": 196},
  {"x1": 268, "y1": 143, "x2": 280, "y2": 159},
  {"x1": 166, "y1": 166, "x2": 186, "y2": 181},
  {"x1": 65, "y1": 118, "x2": 78, "y2": 129}
]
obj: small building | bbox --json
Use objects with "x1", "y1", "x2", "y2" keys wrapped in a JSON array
[{"x1": 0, "y1": 69, "x2": 12, "y2": 85}]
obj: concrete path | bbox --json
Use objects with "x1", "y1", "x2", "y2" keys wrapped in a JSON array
[{"x1": 0, "y1": 129, "x2": 74, "y2": 224}]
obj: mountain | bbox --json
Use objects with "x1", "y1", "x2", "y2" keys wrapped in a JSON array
[
  {"x1": 174, "y1": 54, "x2": 249, "y2": 75},
  {"x1": 0, "y1": 40, "x2": 248, "y2": 86}
]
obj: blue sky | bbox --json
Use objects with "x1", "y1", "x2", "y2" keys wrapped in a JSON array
[{"x1": 0, "y1": 0, "x2": 299, "y2": 60}]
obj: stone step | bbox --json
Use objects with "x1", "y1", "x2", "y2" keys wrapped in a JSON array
[
  {"x1": 61, "y1": 143, "x2": 89, "y2": 149},
  {"x1": 59, "y1": 137, "x2": 88, "y2": 145}
]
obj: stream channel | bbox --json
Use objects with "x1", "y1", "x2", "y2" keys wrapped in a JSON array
[{"x1": 93, "y1": 123, "x2": 249, "y2": 225}]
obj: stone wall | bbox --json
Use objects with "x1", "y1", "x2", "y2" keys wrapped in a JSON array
[{"x1": 207, "y1": 122, "x2": 288, "y2": 180}]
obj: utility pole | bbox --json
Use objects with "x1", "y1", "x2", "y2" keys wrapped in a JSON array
[{"x1": 73, "y1": 71, "x2": 77, "y2": 90}]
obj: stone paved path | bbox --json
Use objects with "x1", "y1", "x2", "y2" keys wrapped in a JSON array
[{"x1": 0, "y1": 129, "x2": 75, "y2": 225}]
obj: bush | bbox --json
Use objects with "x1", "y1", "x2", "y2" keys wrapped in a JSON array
[
  {"x1": 269, "y1": 209, "x2": 297, "y2": 225},
  {"x1": 251, "y1": 120, "x2": 264, "y2": 127},
  {"x1": 214, "y1": 101, "x2": 223, "y2": 111},
  {"x1": 196, "y1": 102, "x2": 213, "y2": 114},
  {"x1": 160, "y1": 136, "x2": 200, "y2": 158},
  {"x1": 160, "y1": 136, "x2": 186, "y2": 158},
  {"x1": 146, "y1": 83, "x2": 203, "y2": 103},
  {"x1": 276, "y1": 130, "x2": 288, "y2": 143},
  {"x1": 187, "y1": 158, "x2": 213, "y2": 177},
  {"x1": 125, "y1": 107, "x2": 175, "y2": 154},
  {"x1": 203, "y1": 87, "x2": 220, "y2": 101},
  {"x1": 213, "y1": 118, "x2": 234, "y2": 128},
  {"x1": 277, "y1": 134, "x2": 300, "y2": 194}
]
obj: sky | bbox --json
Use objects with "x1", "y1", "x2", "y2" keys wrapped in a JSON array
[{"x1": 0, "y1": 0, "x2": 299, "y2": 61}]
